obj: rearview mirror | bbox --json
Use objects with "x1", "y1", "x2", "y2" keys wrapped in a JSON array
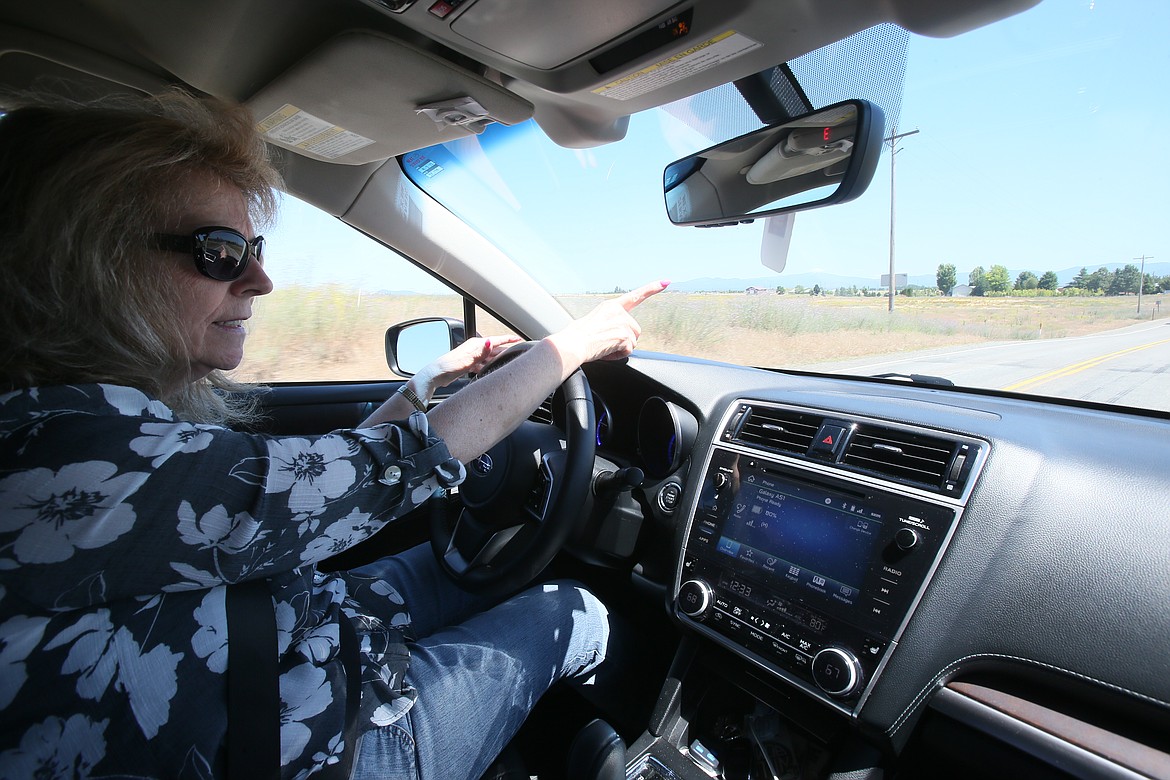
[{"x1": 663, "y1": 99, "x2": 884, "y2": 227}]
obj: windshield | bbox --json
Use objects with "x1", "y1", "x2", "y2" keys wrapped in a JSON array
[{"x1": 404, "y1": 1, "x2": 1170, "y2": 415}]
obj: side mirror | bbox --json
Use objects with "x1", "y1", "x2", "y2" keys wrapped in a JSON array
[
  {"x1": 385, "y1": 317, "x2": 466, "y2": 376},
  {"x1": 663, "y1": 99, "x2": 884, "y2": 227}
]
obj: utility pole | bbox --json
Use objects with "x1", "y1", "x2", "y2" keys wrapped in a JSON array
[
  {"x1": 885, "y1": 128, "x2": 919, "y2": 312},
  {"x1": 1134, "y1": 254, "x2": 1153, "y2": 314}
]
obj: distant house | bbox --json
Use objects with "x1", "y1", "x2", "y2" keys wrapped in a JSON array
[
  {"x1": 746, "y1": 286, "x2": 770, "y2": 295},
  {"x1": 951, "y1": 284, "x2": 972, "y2": 297}
]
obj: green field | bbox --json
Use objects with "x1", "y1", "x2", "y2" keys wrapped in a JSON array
[{"x1": 235, "y1": 287, "x2": 1166, "y2": 383}]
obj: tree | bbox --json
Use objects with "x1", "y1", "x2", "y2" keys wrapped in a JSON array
[
  {"x1": 775, "y1": 285, "x2": 786, "y2": 295},
  {"x1": 1039, "y1": 271, "x2": 1059, "y2": 290},
  {"x1": 811, "y1": 284, "x2": 823, "y2": 296},
  {"x1": 969, "y1": 266, "x2": 987, "y2": 296},
  {"x1": 1108, "y1": 264, "x2": 1142, "y2": 296},
  {"x1": 1014, "y1": 271, "x2": 1038, "y2": 290},
  {"x1": 937, "y1": 263, "x2": 957, "y2": 296},
  {"x1": 1086, "y1": 267, "x2": 1110, "y2": 293},
  {"x1": 985, "y1": 264, "x2": 1011, "y2": 293},
  {"x1": 1070, "y1": 267, "x2": 1090, "y2": 289}
]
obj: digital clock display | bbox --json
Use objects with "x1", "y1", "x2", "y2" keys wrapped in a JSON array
[{"x1": 727, "y1": 579, "x2": 752, "y2": 597}]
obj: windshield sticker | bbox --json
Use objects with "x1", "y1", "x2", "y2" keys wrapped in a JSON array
[
  {"x1": 255, "y1": 104, "x2": 375, "y2": 159},
  {"x1": 403, "y1": 152, "x2": 444, "y2": 179},
  {"x1": 593, "y1": 31, "x2": 762, "y2": 101}
]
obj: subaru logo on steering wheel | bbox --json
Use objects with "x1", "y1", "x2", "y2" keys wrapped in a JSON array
[{"x1": 471, "y1": 453, "x2": 493, "y2": 476}]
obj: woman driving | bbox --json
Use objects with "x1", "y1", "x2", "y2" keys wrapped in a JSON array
[{"x1": 0, "y1": 90, "x2": 666, "y2": 779}]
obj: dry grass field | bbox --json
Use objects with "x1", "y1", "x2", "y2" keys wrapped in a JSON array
[
  {"x1": 596, "y1": 293, "x2": 1164, "y2": 370},
  {"x1": 235, "y1": 286, "x2": 1166, "y2": 382}
]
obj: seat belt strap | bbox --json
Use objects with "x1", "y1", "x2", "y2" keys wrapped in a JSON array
[
  {"x1": 226, "y1": 580, "x2": 363, "y2": 780},
  {"x1": 226, "y1": 579, "x2": 280, "y2": 780}
]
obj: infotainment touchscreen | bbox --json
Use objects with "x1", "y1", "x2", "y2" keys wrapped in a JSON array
[
  {"x1": 715, "y1": 467, "x2": 884, "y2": 607},
  {"x1": 681, "y1": 441, "x2": 969, "y2": 707}
]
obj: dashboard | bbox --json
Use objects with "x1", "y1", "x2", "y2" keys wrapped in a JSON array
[
  {"x1": 579, "y1": 350, "x2": 1170, "y2": 766},
  {"x1": 674, "y1": 400, "x2": 986, "y2": 717},
  {"x1": 261, "y1": 346, "x2": 1170, "y2": 774}
]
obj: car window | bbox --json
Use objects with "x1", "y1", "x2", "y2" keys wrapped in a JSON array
[{"x1": 235, "y1": 194, "x2": 516, "y2": 384}]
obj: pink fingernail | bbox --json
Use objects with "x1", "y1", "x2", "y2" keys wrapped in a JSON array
[
  {"x1": 484, "y1": 338, "x2": 491, "y2": 350},
  {"x1": 660, "y1": 280, "x2": 670, "y2": 287}
]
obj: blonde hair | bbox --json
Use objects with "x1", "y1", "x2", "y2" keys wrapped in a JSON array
[{"x1": 0, "y1": 89, "x2": 282, "y2": 424}]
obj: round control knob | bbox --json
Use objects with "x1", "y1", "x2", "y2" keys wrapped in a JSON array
[
  {"x1": 713, "y1": 472, "x2": 730, "y2": 489},
  {"x1": 677, "y1": 579, "x2": 714, "y2": 618},
  {"x1": 811, "y1": 647, "x2": 862, "y2": 697},
  {"x1": 894, "y1": 527, "x2": 920, "y2": 551}
]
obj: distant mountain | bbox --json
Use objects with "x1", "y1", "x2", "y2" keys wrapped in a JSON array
[{"x1": 672, "y1": 262, "x2": 1170, "y2": 293}]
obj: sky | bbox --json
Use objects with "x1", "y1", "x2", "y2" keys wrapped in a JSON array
[{"x1": 266, "y1": 0, "x2": 1170, "y2": 294}]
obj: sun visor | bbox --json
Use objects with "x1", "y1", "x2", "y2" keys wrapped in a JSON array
[{"x1": 247, "y1": 30, "x2": 533, "y2": 165}]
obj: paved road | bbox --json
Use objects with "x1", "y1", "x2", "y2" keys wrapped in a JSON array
[{"x1": 814, "y1": 319, "x2": 1170, "y2": 413}]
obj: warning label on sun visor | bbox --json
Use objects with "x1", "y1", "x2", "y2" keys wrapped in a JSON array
[
  {"x1": 256, "y1": 105, "x2": 375, "y2": 159},
  {"x1": 593, "y1": 31, "x2": 762, "y2": 101}
]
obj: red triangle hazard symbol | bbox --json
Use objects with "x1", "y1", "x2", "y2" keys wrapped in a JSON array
[{"x1": 822, "y1": 434, "x2": 834, "y2": 445}]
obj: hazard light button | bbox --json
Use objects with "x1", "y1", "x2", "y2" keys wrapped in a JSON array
[{"x1": 810, "y1": 424, "x2": 848, "y2": 460}]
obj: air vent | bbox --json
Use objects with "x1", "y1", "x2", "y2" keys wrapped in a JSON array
[
  {"x1": 733, "y1": 406, "x2": 823, "y2": 456},
  {"x1": 843, "y1": 425, "x2": 955, "y2": 489},
  {"x1": 529, "y1": 395, "x2": 555, "y2": 425}
]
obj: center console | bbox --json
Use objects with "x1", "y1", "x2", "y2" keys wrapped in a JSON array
[{"x1": 672, "y1": 400, "x2": 985, "y2": 716}]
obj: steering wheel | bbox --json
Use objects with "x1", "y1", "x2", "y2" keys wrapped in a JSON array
[{"x1": 429, "y1": 345, "x2": 595, "y2": 597}]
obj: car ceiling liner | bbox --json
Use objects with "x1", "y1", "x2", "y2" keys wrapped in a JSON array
[{"x1": 246, "y1": 29, "x2": 534, "y2": 165}]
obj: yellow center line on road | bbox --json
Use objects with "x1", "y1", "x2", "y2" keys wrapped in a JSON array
[{"x1": 1000, "y1": 338, "x2": 1170, "y2": 392}]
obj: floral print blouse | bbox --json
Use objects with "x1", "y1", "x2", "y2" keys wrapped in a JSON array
[{"x1": 0, "y1": 384, "x2": 464, "y2": 778}]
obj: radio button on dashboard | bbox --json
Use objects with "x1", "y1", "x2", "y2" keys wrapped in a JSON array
[{"x1": 894, "y1": 527, "x2": 920, "y2": 550}]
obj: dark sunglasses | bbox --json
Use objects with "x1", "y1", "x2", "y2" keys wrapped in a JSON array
[{"x1": 153, "y1": 226, "x2": 264, "y2": 281}]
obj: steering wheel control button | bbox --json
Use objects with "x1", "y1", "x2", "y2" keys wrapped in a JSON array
[
  {"x1": 894, "y1": 527, "x2": 920, "y2": 550},
  {"x1": 678, "y1": 579, "x2": 713, "y2": 618},
  {"x1": 811, "y1": 647, "x2": 861, "y2": 697}
]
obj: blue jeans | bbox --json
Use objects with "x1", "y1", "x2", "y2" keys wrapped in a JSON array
[{"x1": 350, "y1": 544, "x2": 611, "y2": 780}]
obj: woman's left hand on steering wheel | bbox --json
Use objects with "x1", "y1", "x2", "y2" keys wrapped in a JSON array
[{"x1": 416, "y1": 335, "x2": 525, "y2": 393}]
